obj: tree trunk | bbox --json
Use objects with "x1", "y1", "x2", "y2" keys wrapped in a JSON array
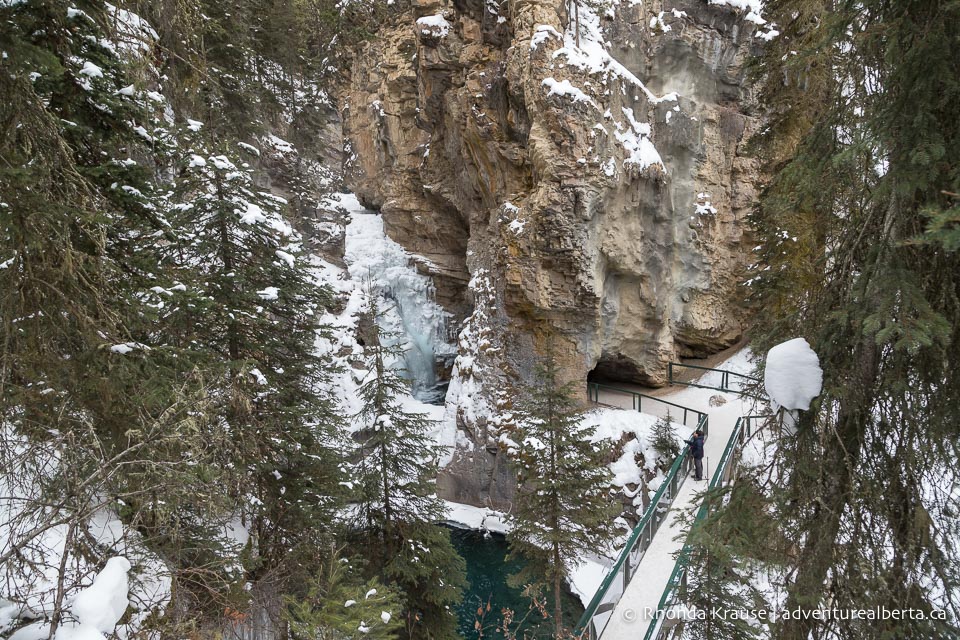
[
  {"x1": 48, "y1": 517, "x2": 77, "y2": 640},
  {"x1": 215, "y1": 176, "x2": 240, "y2": 364},
  {"x1": 376, "y1": 346, "x2": 393, "y2": 561},
  {"x1": 553, "y1": 545, "x2": 563, "y2": 637},
  {"x1": 574, "y1": 0, "x2": 580, "y2": 48},
  {"x1": 778, "y1": 341, "x2": 876, "y2": 640},
  {"x1": 549, "y1": 398, "x2": 563, "y2": 635},
  {"x1": 380, "y1": 433, "x2": 392, "y2": 558}
]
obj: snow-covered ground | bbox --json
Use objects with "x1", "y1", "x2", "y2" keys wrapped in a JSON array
[
  {"x1": 586, "y1": 409, "x2": 692, "y2": 516},
  {"x1": 8, "y1": 557, "x2": 134, "y2": 640},
  {"x1": 676, "y1": 347, "x2": 755, "y2": 388},
  {"x1": 0, "y1": 431, "x2": 169, "y2": 640}
]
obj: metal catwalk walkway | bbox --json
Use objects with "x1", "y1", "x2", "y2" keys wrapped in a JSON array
[
  {"x1": 576, "y1": 368, "x2": 760, "y2": 640},
  {"x1": 598, "y1": 387, "x2": 746, "y2": 639}
]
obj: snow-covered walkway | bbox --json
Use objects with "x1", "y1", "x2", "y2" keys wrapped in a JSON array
[{"x1": 592, "y1": 355, "x2": 762, "y2": 639}]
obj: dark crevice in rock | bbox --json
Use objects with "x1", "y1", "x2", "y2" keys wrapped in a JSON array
[{"x1": 588, "y1": 355, "x2": 661, "y2": 388}]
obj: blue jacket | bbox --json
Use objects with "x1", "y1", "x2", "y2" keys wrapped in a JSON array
[{"x1": 687, "y1": 435, "x2": 705, "y2": 459}]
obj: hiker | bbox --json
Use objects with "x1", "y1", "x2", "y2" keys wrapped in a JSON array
[{"x1": 686, "y1": 430, "x2": 705, "y2": 480}]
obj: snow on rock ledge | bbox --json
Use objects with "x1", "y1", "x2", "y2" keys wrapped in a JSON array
[
  {"x1": 443, "y1": 501, "x2": 509, "y2": 534},
  {"x1": 416, "y1": 14, "x2": 451, "y2": 38},
  {"x1": 764, "y1": 338, "x2": 823, "y2": 412}
]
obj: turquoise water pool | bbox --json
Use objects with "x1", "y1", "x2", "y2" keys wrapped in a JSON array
[{"x1": 448, "y1": 527, "x2": 584, "y2": 639}]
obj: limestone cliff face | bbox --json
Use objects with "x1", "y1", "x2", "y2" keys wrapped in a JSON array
[{"x1": 341, "y1": 0, "x2": 766, "y2": 395}]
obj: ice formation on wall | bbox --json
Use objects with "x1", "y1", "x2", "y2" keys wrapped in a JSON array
[{"x1": 342, "y1": 199, "x2": 456, "y2": 403}]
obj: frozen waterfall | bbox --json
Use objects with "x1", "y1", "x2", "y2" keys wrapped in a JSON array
[{"x1": 343, "y1": 204, "x2": 456, "y2": 403}]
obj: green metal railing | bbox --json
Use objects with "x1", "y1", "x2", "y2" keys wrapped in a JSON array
[
  {"x1": 642, "y1": 415, "x2": 768, "y2": 640},
  {"x1": 574, "y1": 384, "x2": 709, "y2": 640},
  {"x1": 587, "y1": 382, "x2": 709, "y2": 437},
  {"x1": 667, "y1": 362, "x2": 761, "y2": 398}
]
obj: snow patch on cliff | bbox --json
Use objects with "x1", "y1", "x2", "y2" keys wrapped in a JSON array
[
  {"x1": 547, "y1": 2, "x2": 678, "y2": 106},
  {"x1": 614, "y1": 107, "x2": 665, "y2": 173},
  {"x1": 417, "y1": 14, "x2": 451, "y2": 37},
  {"x1": 542, "y1": 77, "x2": 599, "y2": 108},
  {"x1": 530, "y1": 24, "x2": 562, "y2": 50},
  {"x1": 441, "y1": 270, "x2": 501, "y2": 463}
]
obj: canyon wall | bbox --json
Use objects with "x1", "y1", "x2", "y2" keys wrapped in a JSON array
[{"x1": 339, "y1": 0, "x2": 770, "y2": 504}]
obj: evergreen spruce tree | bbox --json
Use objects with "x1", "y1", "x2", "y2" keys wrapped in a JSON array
[
  {"x1": 164, "y1": 132, "x2": 346, "y2": 602},
  {"x1": 0, "y1": 0, "x2": 180, "y2": 439},
  {"x1": 1, "y1": 0, "x2": 405, "y2": 635},
  {"x1": 351, "y1": 298, "x2": 466, "y2": 639},
  {"x1": 650, "y1": 412, "x2": 681, "y2": 469},
  {"x1": 506, "y1": 352, "x2": 617, "y2": 636},
  {"x1": 670, "y1": 481, "x2": 772, "y2": 640},
  {"x1": 687, "y1": 0, "x2": 960, "y2": 637},
  {"x1": 150, "y1": 0, "x2": 383, "y2": 143},
  {"x1": 0, "y1": 2, "x2": 249, "y2": 632},
  {"x1": 284, "y1": 547, "x2": 405, "y2": 640}
]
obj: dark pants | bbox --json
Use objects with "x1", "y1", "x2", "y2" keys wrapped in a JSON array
[{"x1": 694, "y1": 457, "x2": 703, "y2": 480}]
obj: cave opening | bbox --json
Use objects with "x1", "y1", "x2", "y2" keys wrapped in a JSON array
[{"x1": 587, "y1": 353, "x2": 660, "y2": 388}]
